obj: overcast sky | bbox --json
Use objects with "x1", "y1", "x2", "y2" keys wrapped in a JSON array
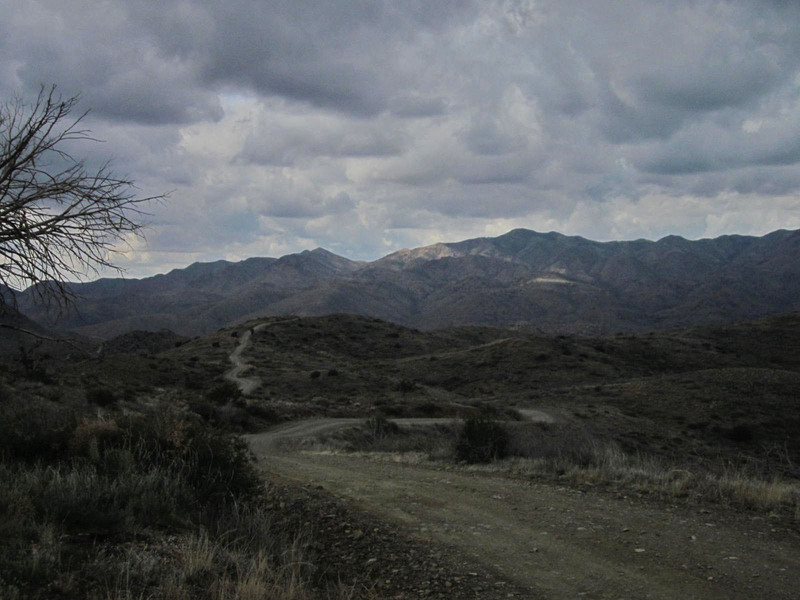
[{"x1": 4, "y1": 0, "x2": 800, "y2": 278}]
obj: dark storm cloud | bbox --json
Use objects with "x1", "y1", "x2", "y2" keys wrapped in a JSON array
[
  {"x1": 4, "y1": 0, "x2": 800, "y2": 275},
  {"x1": 1, "y1": 1, "x2": 223, "y2": 125},
  {"x1": 186, "y1": 0, "x2": 479, "y2": 116},
  {"x1": 3, "y1": 1, "x2": 477, "y2": 122},
  {"x1": 637, "y1": 116, "x2": 800, "y2": 177}
]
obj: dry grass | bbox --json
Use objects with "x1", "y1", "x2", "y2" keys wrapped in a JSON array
[
  {"x1": 484, "y1": 427, "x2": 800, "y2": 518},
  {"x1": 324, "y1": 418, "x2": 800, "y2": 519},
  {"x1": 0, "y1": 392, "x2": 374, "y2": 600}
]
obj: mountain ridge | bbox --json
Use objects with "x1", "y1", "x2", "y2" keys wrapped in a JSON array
[{"x1": 17, "y1": 228, "x2": 800, "y2": 338}]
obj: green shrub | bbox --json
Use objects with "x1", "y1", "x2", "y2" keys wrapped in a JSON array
[
  {"x1": 0, "y1": 401, "x2": 76, "y2": 463},
  {"x1": 365, "y1": 414, "x2": 399, "y2": 440},
  {"x1": 728, "y1": 423, "x2": 755, "y2": 443},
  {"x1": 206, "y1": 381, "x2": 241, "y2": 405},
  {"x1": 180, "y1": 426, "x2": 261, "y2": 503},
  {"x1": 86, "y1": 386, "x2": 116, "y2": 406},
  {"x1": 245, "y1": 403, "x2": 279, "y2": 424},
  {"x1": 417, "y1": 401, "x2": 441, "y2": 417},
  {"x1": 187, "y1": 395, "x2": 216, "y2": 421},
  {"x1": 396, "y1": 379, "x2": 417, "y2": 393},
  {"x1": 120, "y1": 413, "x2": 261, "y2": 505},
  {"x1": 455, "y1": 417, "x2": 509, "y2": 464},
  {"x1": 185, "y1": 372, "x2": 204, "y2": 390}
]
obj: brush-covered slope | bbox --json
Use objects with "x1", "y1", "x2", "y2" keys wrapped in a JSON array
[
  {"x1": 157, "y1": 311, "x2": 800, "y2": 471},
  {"x1": 20, "y1": 248, "x2": 361, "y2": 338}
]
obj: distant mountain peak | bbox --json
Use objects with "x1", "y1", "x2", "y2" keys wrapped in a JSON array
[
  {"x1": 379, "y1": 243, "x2": 459, "y2": 266},
  {"x1": 16, "y1": 227, "x2": 800, "y2": 339}
]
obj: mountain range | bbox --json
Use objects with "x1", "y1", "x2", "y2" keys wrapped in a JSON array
[{"x1": 18, "y1": 228, "x2": 800, "y2": 339}]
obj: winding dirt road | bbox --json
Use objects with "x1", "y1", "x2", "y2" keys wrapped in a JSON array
[
  {"x1": 236, "y1": 323, "x2": 800, "y2": 598},
  {"x1": 248, "y1": 424, "x2": 800, "y2": 599}
]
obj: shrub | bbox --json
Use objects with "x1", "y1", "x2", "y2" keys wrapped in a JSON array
[
  {"x1": 417, "y1": 401, "x2": 441, "y2": 417},
  {"x1": 0, "y1": 401, "x2": 76, "y2": 463},
  {"x1": 86, "y1": 386, "x2": 117, "y2": 407},
  {"x1": 69, "y1": 419, "x2": 123, "y2": 462},
  {"x1": 245, "y1": 403, "x2": 280, "y2": 424},
  {"x1": 505, "y1": 421, "x2": 608, "y2": 468},
  {"x1": 365, "y1": 414, "x2": 399, "y2": 440},
  {"x1": 455, "y1": 417, "x2": 509, "y2": 464},
  {"x1": 120, "y1": 413, "x2": 261, "y2": 505},
  {"x1": 179, "y1": 426, "x2": 261, "y2": 503},
  {"x1": 22, "y1": 462, "x2": 189, "y2": 533},
  {"x1": 185, "y1": 372, "x2": 204, "y2": 390},
  {"x1": 728, "y1": 423, "x2": 755, "y2": 443},
  {"x1": 206, "y1": 381, "x2": 241, "y2": 405},
  {"x1": 187, "y1": 395, "x2": 217, "y2": 421},
  {"x1": 396, "y1": 379, "x2": 417, "y2": 393}
]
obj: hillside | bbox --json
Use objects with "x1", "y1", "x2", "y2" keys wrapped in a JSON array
[
  {"x1": 3, "y1": 311, "x2": 800, "y2": 598},
  {"x1": 17, "y1": 228, "x2": 800, "y2": 339},
  {"x1": 146, "y1": 311, "x2": 800, "y2": 472},
  {"x1": 10, "y1": 309, "x2": 800, "y2": 473}
]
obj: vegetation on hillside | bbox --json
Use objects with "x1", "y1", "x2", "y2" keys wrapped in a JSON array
[
  {"x1": 0, "y1": 373, "x2": 366, "y2": 599},
  {"x1": 3, "y1": 310, "x2": 800, "y2": 597}
]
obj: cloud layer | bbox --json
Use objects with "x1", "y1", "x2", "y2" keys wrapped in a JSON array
[{"x1": 4, "y1": 0, "x2": 800, "y2": 276}]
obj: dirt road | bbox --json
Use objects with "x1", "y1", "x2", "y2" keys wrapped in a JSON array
[{"x1": 248, "y1": 425, "x2": 800, "y2": 599}]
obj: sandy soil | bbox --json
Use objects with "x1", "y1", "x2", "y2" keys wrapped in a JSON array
[{"x1": 248, "y1": 424, "x2": 800, "y2": 599}]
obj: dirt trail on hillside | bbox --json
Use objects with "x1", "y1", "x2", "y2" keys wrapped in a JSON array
[
  {"x1": 225, "y1": 318, "x2": 297, "y2": 394},
  {"x1": 248, "y1": 428, "x2": 800, "y2": 599}
]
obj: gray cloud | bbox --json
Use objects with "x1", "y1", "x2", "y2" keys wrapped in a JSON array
[
  {"x1": 259, "y1": 191, "x2": 356, "y2": 220},
  {"x1": 237, "y1": 112, "x2": 408, "y2": 167},
  {"x1": 389, "y1": 94, "x2": 448, "y2": 118},
  {"x1": 636, "y1": 113, "x2": 800, "y2": 176},
  {"x1": 4, "y1": 0, "x2": 800, "y2": 276}
]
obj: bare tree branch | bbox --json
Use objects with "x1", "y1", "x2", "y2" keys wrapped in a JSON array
[{"x1": 0, "y1": 85, "x2": 167, "y2": 312}]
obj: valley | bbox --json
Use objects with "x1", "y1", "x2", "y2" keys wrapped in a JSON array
[{"x1": 2, "y1": 309, "x2": 799, "y2": 598}]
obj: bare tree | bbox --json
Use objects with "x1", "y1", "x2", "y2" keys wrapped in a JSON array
[{"x1": 0, "y1": 85, "x2": 165, "y2": 311}]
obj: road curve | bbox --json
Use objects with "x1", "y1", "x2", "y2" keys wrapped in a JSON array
[
  {"x1": 248, "y1": 425, "x2": 800, "y2": 599},
  {"x1": 246, "y1": 413, "x2": 555, "y2": 454}
]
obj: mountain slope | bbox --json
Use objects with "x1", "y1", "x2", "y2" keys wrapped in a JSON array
[
  {"x1": 20, "y1": 248, "x2": 361, "y2": 338},
  {"x1": 18, "y1": 228, "x2": 800, "y2": 338}
]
